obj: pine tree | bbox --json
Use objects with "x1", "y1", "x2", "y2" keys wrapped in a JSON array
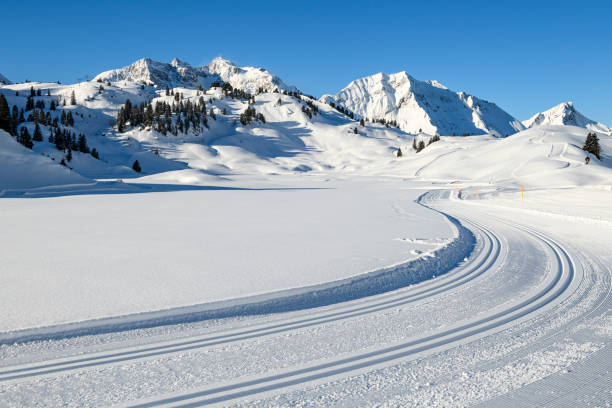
[
  {"x1": 70, "y1": 90, "x2": 77, "y2": 105},
  {"x1": 91, "y1": 148, "x2": 100, "y2": 159},
  {"x1": 0, "y1": 94, "x2": 12, "y2": 135},
  {"x1": 66, "y1": 149, "x2": 72, "y2": 162},
  {"x1": 583, "y1": 132, "x2": 602, "y2": 160},
  {"x1": 132, "y1": 160, "x2": 142, "y2": 173},
  {"x1": 18, "y1": 127, "x2": 33, "y2": 149},
  {"x1": 78, "y1": 134, "x2": 88, "y2": 152},
  {"x1": 412, "y1": 138, "x2": 417, "y2": 150},
  {"x1": 396, "y1": 147, "x2": 403, "y2": 157},
  {"x1": 66, "y1": 111, "x2": 74, "y2": 127},
  {"x1": 417, "y1": 140, "x2": 425, "y2": 153},
  {"x1": 33, "y1": 121, "x2": 43, "y2": 141}
]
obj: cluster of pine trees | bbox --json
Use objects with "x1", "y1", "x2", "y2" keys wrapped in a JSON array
[
  {"x1": 240, "y1": 106, "x2": 265, "y2": 125},
  {"x1": 412, "y1": 134, "x2": 440, "y2": 153},
  {"x1": 0, "y1": 89, "x2": 99, "y2": 162},
  {"x1": 116, "y1": 97, "x2": 209, "y2": 136},
  {"x1": 328, "y1": 101, "x2": 355, "y2": 119}
]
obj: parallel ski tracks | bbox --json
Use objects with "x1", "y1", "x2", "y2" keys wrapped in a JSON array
[
  {"x1": 0, "y1": 207, "x2": 581, "y2": 408},
  {"x1": 0, "y1": 220, "x2": 498, "y2": 382},
  {"x1": 122, "y1": 220, "x2": 577, "y2": 407}
]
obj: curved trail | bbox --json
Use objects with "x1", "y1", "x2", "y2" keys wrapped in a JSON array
[{"x1": 0, "y1": 189, "x2": 608, "y2": 408}]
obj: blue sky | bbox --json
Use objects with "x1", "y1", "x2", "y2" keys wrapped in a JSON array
[{"x1": 3, "y1": 0, "x2": 611, "y2": 124}]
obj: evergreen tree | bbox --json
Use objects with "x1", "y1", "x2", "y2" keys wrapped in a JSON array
[
  {"x1": 0, "y1": 94, "x2": 12, "y2": 135},
  {"x1": 417, "y1": 140, "x2": 426, "y2": 152},
  {"x1": 25, "y1": 96, "x2": 34, "y2": 111},
  {"x1": 70, "y1": 90, "x2": 77, "y2": 105},
  {"x1": 36, "y1": 88, "x2": 41, "y2": 96},
  {"x1": 66, "y1": 111, "x2": 74, "y2": 127},
  {"x1": 66, "y1": 149, "x2": 72, "y2": 162},
  {"x1": 18, "y1": 127, "x2": 33, "y2": 149},
  {"x1": 30, "y1": 86, "x2": 35, "y2": 97},
  {"x1": 33, "y1": 121, "x2": 43, "y2": 141},
  {"x1": 78, "y1": 134, "x2": 88, "y2": 153},
  {"x1": 583, "y1": 132, "x2": 602, "y2": 160},
  {"x1": 412, "y1": 138, "x2": 417, "y2": 150},
  {"x1": 91, "y1": 148, "x2": 100, "y2": 159},
  {"x1": 396, "y1": 147, "x2": 403, "y2": 157},
  {"x1": 132, "y1": 160, "x2": 142, "y2": 173}
]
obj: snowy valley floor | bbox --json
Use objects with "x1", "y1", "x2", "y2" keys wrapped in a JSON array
[{"x1": 0, "y1": 175, "x2": 610, "y2": 407}]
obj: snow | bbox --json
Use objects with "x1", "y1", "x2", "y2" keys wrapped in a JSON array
[
  {"x1": 0, "y1": 130, "x2": 89, "y2": 191},
  {"x1": 207, "y1": 57, "x2": 298, "y2": 94},
  {"x1": 523, "y1": 101, "x2": 611, "y2": 134},
  {"x1": 93, "y1": 57, "x2": 298, "y2": 95},
  {"x1": 1, "y1": 58, "x2": 611, "y2": 407},
  {"x1": 321, "y1": 71, "x2": 525, "y2": 137},
  {"x1": 0, "y1": 178, "x2": 458, "y2": 334}
]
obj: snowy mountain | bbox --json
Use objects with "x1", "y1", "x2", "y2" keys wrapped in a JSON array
[
  {"x1": 320, "y1": 72, "x2": 524, "y2": 137},
  {"x1": 94, "y1": 57, "x2": 298, "y2": 95},
  {"x1": 93, "y1": 58, "x2": 214, "y2": 89},
  {"x1": 207, "y1": 57, "x2": 298, "y2": 95},
  {"x1": 0, "y1": 73, "x2": 11, "y2": 85},
  {"x1": 522, "y1": 102, "x2": 610, "y2": 134}
]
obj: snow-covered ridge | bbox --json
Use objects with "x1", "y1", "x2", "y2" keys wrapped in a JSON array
[
  {"x1": 523, "y1": 102, "x2": 610, "y2": 134},
  {"x1": 94, "y1": 57, "x2": 298, "y2": 95},
  {"x1": 321, "y1": 71, "x2": 525, "y2": 137},
  {"x1": 0, "y1": 73, "x2": 11, "y2": 85},
  {"x1": 207, "y1": 57, "x2": 298, "y2": 94}
]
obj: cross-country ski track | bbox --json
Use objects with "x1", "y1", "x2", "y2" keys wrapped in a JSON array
[{"x1": 0, "y1": 189, "x2": 609, "y2": 407}]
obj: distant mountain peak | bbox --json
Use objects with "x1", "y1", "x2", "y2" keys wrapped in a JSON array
[
  {"x1": 93, "y1": 57, "x2": 297, "y2": 94},
  {"x1": 322, "y1": 71, "x2": 524, "y2": 137},
  {"x1": 523, "y1": 102, "x2": 610, "y2": 133},
  {"x1": 0, "y1": 73, "x2": 12, "y2": 85}
]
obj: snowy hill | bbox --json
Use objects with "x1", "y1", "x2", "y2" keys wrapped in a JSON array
[
  {"x1": 94, "y1": 57, "x2": 298, "y2": 95},
  {"x1": 523, "y1": 102, "x2": 610, "y2": 134},
  {"x1": 320, "y1": 71, "x2": 524, "y2": 137},
  {"x1": 0, "y1": 73, "x2": 11, "y2": 85},
  {"x1": 0, "y1": 129, "x2": 89, "y2": 191}
]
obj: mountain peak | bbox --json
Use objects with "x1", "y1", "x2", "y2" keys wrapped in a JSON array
[
  {"x1": 0, "y1": 73, "x2": 11, "y2": 85},
  {"x1": 323, "y1": 70, "x2": 523, "y2": 137},
  {"x1": 93, "y1": 57, "x2": 298, "y2": 95},
  {"x1": 523, "y1": 102, "x2": 610, "y2": 133}
]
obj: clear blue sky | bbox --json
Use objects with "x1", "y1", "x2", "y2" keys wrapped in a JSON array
[{"x1": 3, "y1": 0, "x2": 611, "y2": 124}]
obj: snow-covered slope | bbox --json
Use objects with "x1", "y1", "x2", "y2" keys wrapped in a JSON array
[
  {"x1": 0, "y1": 73, "x2": 11, "y2": 85},
  {"x1": 0, "y1": 129, "x2": 90, "y2": 191},
  {"x1": 94, "y1": 57, "x2": 298, "y2": 95},
  {"x1": 523, "y1": 102, "x2": 610, "y2": 134},
  {"x1": 321, "y1": 72, "x2": 524, "y2": 137}
]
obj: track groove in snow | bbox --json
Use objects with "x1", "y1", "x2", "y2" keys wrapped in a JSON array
[{"x1": 118, "y1": 207, "x2": 577, "y2": 407}]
